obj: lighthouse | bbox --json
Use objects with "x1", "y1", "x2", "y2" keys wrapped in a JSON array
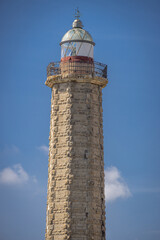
[{"x1": 45, "y1": 10, "x2": 108, "y2": 240}]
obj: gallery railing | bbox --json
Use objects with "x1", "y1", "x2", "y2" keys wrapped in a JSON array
[{"x1": 47, "y1": 60, "x2": 107, "y2": 79}]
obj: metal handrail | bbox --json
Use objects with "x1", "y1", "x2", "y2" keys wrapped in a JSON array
[{"x1": 47, "y1": 60, "x2": 107, "y2": 78}]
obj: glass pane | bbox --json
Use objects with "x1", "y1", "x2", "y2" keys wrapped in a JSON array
[{"x1": 61, "y1": 42, "x2": 94, "y2": 58}]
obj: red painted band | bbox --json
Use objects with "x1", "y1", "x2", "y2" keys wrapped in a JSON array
[{"x1": 61, "y1": 56, "x2": 93, "y2": 63}]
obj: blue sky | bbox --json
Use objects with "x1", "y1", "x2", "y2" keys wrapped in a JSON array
[{"x1": 0, "y1": 0, "x2": 160, "y2": 239}]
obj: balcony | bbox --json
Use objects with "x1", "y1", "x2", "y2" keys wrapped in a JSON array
[{"x1": 46, "y1": 60, "x2": 108, "y2": 88}]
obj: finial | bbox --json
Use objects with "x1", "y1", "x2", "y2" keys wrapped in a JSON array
[
  {"x1": 75, "y1": 7, "x2": 80, "y2": 19},
  {"x1": 72, "y1": 8, "x2": 83, "y2": 28}
]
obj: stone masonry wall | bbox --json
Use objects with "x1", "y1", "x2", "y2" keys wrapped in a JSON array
[{"x1": 45, "y1": 81, "x2": 106, "y2": 240}]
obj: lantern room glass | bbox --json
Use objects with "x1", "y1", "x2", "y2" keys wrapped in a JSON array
[{"x1": 61, "y1": 42, "x2": 94, "y2": 59}]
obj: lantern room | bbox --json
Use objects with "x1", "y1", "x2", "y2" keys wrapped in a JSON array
[
  {"x1": 60, "y1": 16, "x2": 95, "y2": 61},
  {"x1": 46, "y1": 10, "x2": 108, "y2": 88}
]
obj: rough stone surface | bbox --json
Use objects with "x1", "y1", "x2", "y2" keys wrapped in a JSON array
[{"x1": 45, "y1": 81, "x2": 106, "y2": 240}]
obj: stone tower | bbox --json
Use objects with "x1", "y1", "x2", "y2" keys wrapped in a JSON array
[{"x1": 45, "y1": 12, "x2": 108, "y2": 240}]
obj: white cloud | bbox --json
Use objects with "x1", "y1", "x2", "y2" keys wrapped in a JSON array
[
  {"x1": 37, "y1": 145, "x2": 49, "y2": 155},
  {"x1": 105, "y1": 166, "x2": 131, "y2": 202},
  {"x1": 0, "y1": 164, "x2": 29, "y2": 185},
  {"x1": 0, "y1": 145, "x2": 20, "y2": 156},
  {"x1": 32, "y1": 176, "x2": 38, "y2": 184}
]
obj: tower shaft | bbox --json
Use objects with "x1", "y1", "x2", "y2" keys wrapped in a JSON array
[{"x1": 45, "y1": 81, "x2": 106, "y2": 240}]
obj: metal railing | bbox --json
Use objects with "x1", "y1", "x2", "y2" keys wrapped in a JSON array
[{"x1": 47, "y1": 60, "x2": 107, "y2": 79}]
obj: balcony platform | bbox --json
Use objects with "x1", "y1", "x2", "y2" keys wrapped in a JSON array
[{"x1": 45, "y1": 60, "x2": 108, "y2": 88}]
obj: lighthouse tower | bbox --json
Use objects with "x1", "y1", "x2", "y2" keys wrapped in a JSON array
[{"x1": 45, "y1": 10, "x2": 108, "y2": 240}]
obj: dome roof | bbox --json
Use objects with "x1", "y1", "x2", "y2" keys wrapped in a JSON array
[{"x1": 60, "y1": 19, "x2": 95, "y2": 46}]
